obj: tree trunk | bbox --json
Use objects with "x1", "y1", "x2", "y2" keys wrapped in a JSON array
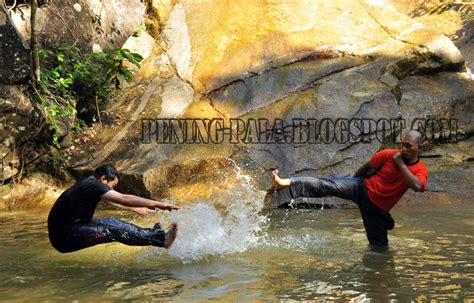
[{"x1": 30, "y1": 0, "x2": 41, "y2": 82}]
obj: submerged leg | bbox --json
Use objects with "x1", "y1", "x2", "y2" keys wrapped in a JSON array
[
  {"x1": 358, "y1": 196, "x2": 394, "y2": 247},
  {"x1": 360, "y1": 209, "x2": 390, "y2": 247}
]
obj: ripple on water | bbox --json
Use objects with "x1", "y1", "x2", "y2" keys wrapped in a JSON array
[{"x1": 0, "y1": 182, "x2": 473, "y2": 301}]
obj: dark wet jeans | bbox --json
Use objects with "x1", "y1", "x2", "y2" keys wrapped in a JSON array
[
  {"x1": 56, "y1": 218, "x2": 165, "y2": 253},
  {"x1": 289, "y1": 177, "x2": 394, "y2": 247}
]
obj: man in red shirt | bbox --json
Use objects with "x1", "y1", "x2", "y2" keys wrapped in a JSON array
[{"x1": 271, "y1": 130, "x2": 428, "y2": 247}]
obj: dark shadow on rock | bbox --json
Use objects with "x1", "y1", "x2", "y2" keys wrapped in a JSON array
[{"x1": 409, "y1": 2, "x2": 474, "y2": 49}]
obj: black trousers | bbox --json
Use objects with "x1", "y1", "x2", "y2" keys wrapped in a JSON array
[
  {"x1": 289, "y1": 177, "x2": 394, "y2": 246},
  {"x1": 51, "y1": 218, "x2": 166, "y2": 253}
]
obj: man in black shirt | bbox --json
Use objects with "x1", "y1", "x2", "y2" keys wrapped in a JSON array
[{"x1": 48, "y1": 164, "x2": 180, "y2": 253}]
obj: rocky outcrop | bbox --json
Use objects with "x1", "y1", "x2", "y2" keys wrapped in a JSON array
[
  {"x1": 0, "y1": 0, "x2": 146, "y2": 84},
  {"x1": 400, "y1": 72, "x2": 474, "y2": 136},
  {"x1": 0, "y1": 85, "x2": 34, "y2": 181},
  {"x1": 59, "y1": 0, "x2": 471, "y2": 210},
  {"x1": 2, "y1": 0, "x2": 472, "y2": 209},
  {"x1": 161, "y1": 0, "x2": 466, "y2": 95},
  {"x1": 0, "y1": 7, "x2": 30, "y2": 83},
  {"x1": 0, "y1": 172, "x2": 68, "y2": 210}
]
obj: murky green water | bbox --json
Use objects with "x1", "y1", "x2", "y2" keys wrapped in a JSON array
[{"x1": 0, "y1": 198, "x2": 472, "y2": 301}]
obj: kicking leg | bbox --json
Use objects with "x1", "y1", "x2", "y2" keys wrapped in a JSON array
[
  {"x1": 271, "y1": 170, "x2": 361, "y2": 202},
  {"x1": 66, "y1": 218, "x2": 171, "y2": 252},
  {"x1": 271, "y1": 170, "x2": 393, "y2": 246},
  {"x1": 289, "y1": 177, "x2": 361, "y2": 202}
]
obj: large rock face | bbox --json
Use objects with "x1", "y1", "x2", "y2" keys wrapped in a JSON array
[
  {"x1": 400, "y1": 72, "x2": 474, "y2": 136},
  {"x1": 162, "y1": 0, "x2": 466, "y2": 94},
  {"x1": 54, "y1": 0, "x2": 472, "y2": 207},
  {"x1": 0, "y1": 7, "x2": 30, "y2": 83},
  {"x1": 0, "y1": 0, "x2": 145, "y2": 84}
]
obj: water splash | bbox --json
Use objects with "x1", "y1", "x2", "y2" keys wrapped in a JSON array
[
  {"x1": 166, "y1": 201, "x2": 264, "y2": 262},
  {"x1": 144, "y1": 170, "x2": 268, "y2": 263},
  {"x1": 466, "y1": 67, "x2": 474, "y2": 80}
]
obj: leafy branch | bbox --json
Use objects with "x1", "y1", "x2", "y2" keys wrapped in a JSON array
[{"x1": 32, "y1": 45, "x2": 144, "y2": 148}]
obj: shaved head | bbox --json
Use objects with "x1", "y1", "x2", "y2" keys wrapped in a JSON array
[
  {"x1": 405, "y1": 130, "x2": 423, "y2": 146},
  {"x1": 400, "y1": 130, "x2": 422, "y2": 162}
]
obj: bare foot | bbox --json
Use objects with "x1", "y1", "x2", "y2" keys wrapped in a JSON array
[
  {"x1": 271, "y1": 169, "x2": 279, "y2": 189},
  {"x1": 271, "y1": 169, "x2": 291, "y2": 190},
  {"x1": 163, "y1": 223, "x2": 178, "y2": 248}
]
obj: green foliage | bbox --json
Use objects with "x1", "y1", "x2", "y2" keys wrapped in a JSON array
[
  {"x1": 40, "y1": 101, "x2": 76, "y2": 148},
  {"x1": 38, "y1": 45, "x2": 143, "y2": 106},
  {"x1": 418, "y1": 51, "x2": 437, "y2": 63},
  {"x1": 72, "y1": 118, "x2": 85, "y2": 134},
  {"x1": 33, "y1": 45, "x2": 143, "y2": 147}
]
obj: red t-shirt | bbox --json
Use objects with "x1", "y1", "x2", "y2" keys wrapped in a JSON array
[{"x1": 363, "y1": 149, "x2": 428, "y2": 211}]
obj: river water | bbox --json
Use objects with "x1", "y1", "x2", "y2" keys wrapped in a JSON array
[{"x1": 0, "y1": 183, "x2": 472, "y2": 301}]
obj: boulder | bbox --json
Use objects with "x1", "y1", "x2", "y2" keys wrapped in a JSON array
[
  {"x1": 237, "y1": 59, "x2": 401, "y2": 192},
  {"x1": 1, "y1": 0, "x2": 146, "y2": 84},
  {"x1": 422, "y1": 138, "x2": 474, "y2": 192},
  {"x1": 0, "y1": 7, "x2": 30, "y2": 83},
  {"x1": 162, "y1": 0, "x2": 466, "y2": 94},
  {"x1": 0, "y1": 85, "x2": 34, "y2": 181},
  {"x1": 162, "y1": 0, "x2": 395, "y2": 94},
  {"x1": 208, "y1": 56, "x2": 366, "y2": 117},
  {"x1": 0, "y1": 173, "x2": 69, "y2": 210},
  {"x1": 399, "y1": 72, "x2": 474, "y2": 138},
  {"x1": 459, "y1": 36, "x2": 474, "y2": 73},
  {"x1": 66, "y1": 0, "x2": 471, "y2": 209}
]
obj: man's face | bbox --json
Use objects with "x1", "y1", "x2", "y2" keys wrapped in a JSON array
[
  {"x1": 100, "y1": 176, "x2": 119, "y2": 189},
  {"x1": 400, "y1": 136, "x2": 420, "y2": 160}
]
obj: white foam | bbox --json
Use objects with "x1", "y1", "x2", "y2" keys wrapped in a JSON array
[
  {"x1": 466, "y1": 67, "x2": 474, "y2": 80},
  {"x1": 142, "y1": 172, "x2": 268, "y2": 263}
]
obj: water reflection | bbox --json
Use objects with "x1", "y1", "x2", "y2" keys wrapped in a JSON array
[
  {"x1": 358, "y1": 246, "x2": 398, "y2": 302},
  {"x1": 0, "y1": 198, "x2": 473, "y2": 301}
]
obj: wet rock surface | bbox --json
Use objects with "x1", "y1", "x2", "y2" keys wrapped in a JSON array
[
  {"x1": 0, "y1": 172, "x2": 68, "y2": 210},
  {"x1": 400, "y1": 72, "x2": 474, "y2": 135},
  {"x1": 0, "y1": 0, "x2": 472, "y2": 208}
]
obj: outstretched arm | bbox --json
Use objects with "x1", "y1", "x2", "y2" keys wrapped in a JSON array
[
  {"x1": 392, "y1": 152, "x2": 424, "y2": 192},
  {"x1": 353, "y1": 161, "x2": 377, "y2": 178},
  {"x1": 105, "y1": 200, "x2": 157, "y2": 215},
  {"x1": 101, "y1": 190, "x2": 180, "y2": 211}
]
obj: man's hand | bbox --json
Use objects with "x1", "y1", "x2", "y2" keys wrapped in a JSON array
[
  {"x1": 158, "y1": 203, "x2": 181, "y2": 211},
  {"x1": 393, "y1": 151, "x2": 424, "y2": 192},
  {"x1": 133, "y1": 207, "x2": 157, "y2": 215},
  {"x1": 102, "y1": 190, "x2": 181, "y2": 211},
  {"x1": 392, "y1": 152, "x2": 405, "y2": 167}
]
